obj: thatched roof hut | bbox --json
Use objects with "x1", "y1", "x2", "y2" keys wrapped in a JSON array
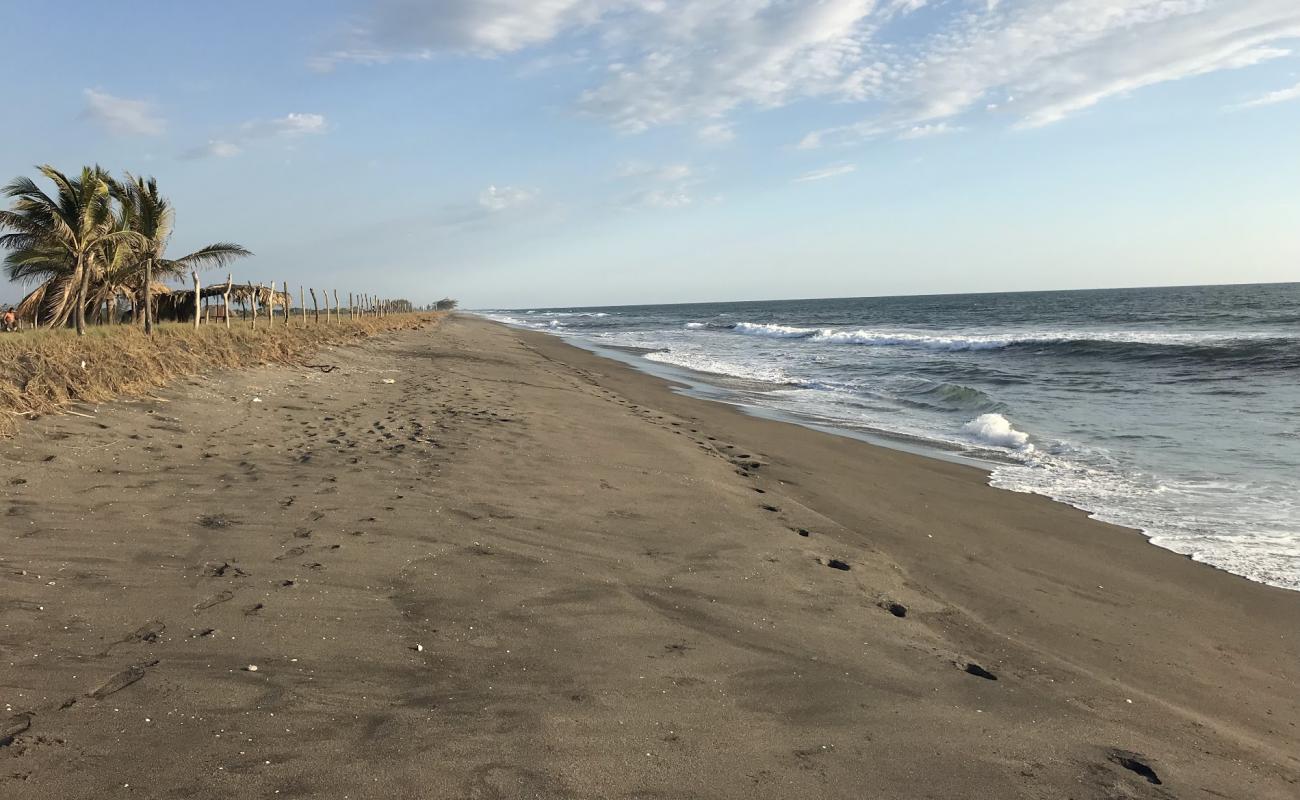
[{"x1": 156, "y1": 284, "x2": 291, "y2": 322}]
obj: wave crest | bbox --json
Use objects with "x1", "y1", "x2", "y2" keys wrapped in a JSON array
[{"x1": 962, "y1": 413, "x2": 1033, "y2": 451}]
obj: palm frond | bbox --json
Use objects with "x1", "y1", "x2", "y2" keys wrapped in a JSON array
[{"x1": 165, "y1": 242, "x2": 253, "y2": 270}]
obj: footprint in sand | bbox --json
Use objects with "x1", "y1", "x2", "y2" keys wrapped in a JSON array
[
  {"x1": 88, "y1": 660, "x2": 158, "y2": 700},
  {"x1": 194, "y1": 589, "x2": 236, "y2": 612}
]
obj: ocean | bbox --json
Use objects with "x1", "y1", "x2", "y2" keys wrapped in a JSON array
[{"x1": 477, "y1": 283, "x2": 1300, "y2": 592}]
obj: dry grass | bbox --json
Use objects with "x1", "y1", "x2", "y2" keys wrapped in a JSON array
[{"x1": 0, "y1": 314, "x2": 443, "y2": 435}]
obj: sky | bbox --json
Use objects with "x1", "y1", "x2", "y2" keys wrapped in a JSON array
[{"x1": 1, "y1": 0, "x2": 1298, "y2": 308}]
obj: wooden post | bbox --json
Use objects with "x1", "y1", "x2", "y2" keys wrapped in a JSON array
[
  {"x1": 333, "y1": 290, "x2": 340, "y2": 324},
  {"x1": 309, "y1": 288, "x2": 319, "y2": 324},
  {"x1": 223, "y1": 274, "x2": 233, "y2": 330},
  {"x1": 283, "y1": 282, "x2": 290, "y2": 327},
  {"x1": 250, "y1": 283, "x2": 260, "y2": 330},
  {"x1": 192, "y1": 271, "x2": 201, "y2": 329}
]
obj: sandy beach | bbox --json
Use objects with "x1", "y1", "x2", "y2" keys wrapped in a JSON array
[{"x1": 2, "y1": 313, "x2": 1297, "y2": 799}]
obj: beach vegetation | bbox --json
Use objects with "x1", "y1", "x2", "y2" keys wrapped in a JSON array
[{"x1": 1, "y1": 165, "x2": 250, "y2": 335}]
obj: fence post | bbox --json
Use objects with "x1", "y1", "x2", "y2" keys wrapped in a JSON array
[
  {"x1": 224, "y1": 274, "x2": 232, "y2": 329},
  {"x1": 309, "y1": 288, "x2": 319, "y2": 324},
  {"x1": 250, "y1": 283, "x2": 259, "y2": 329},
  {"x1": 192, "y1": 271, "x2": 201, "y2": 329}
]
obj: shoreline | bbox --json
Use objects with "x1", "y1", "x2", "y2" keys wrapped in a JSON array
[
  {"x1": 499, "y1": 315, "x2": 1299, "y2": 594},
  {"x1": 2, "y1": 314, "x2": 1297, "y2": 798}
]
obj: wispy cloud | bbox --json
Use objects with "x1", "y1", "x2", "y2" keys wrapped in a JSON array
[
  {"x1": 319, "y1": 1, "x2": 1300, "y2": 146},
  {"x1": 615, "y1": 161, "x2": 701, "y2": 208},
  {"x1": 82, "y1": 89, "x2": 165, "y2": 136},
  {"x1": 1232, "y1": 80, "x2": 1300, "y2": 109},
  {"x1": 793, "y1": 163, "x2": 857, "y2": 183},
  {"x1": 479, "y1": 185, "x2": 536, "y2": 211},
  {"x1": 180, "y1": 140, "x2": 243, "y2": 160},
  {"x1": 897, "y1": 122, "x2": 961, "y2": 140},
  {"x1": 183, "y1": 112, "x2": 328, "y2": 159},
  {"x1": 242, "y1": 112, "x2": 329, "y2": 138},
  {"x1": 697, "y1": 122, "x2": 736, "y2": 145},
  {"x1": 616, "y1": 162, "x2": 693, "y2": 182}
]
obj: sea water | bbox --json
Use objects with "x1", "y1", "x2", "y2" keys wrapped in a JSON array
[{"x1": 478, "y1": 283, "x2": 1300, "y2": 591}]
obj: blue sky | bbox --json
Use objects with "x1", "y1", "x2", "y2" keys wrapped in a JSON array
[{"x1": 1, "y1": 0, "x2": 1298, "y2": 308}]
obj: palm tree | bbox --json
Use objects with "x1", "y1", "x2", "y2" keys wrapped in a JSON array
[
  {"x1": 113, "y1": 175, "x2": 251, "y2": 333},
  {"x1": 0, "y1": 165, "x2": 146, "y2": 334}
]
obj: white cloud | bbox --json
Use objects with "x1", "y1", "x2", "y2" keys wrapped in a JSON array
[
  {"x1": 181, "y1": 140, "x2": 243, "y2": 160},
  {"x1": 319, "y1": 1, "x2": 1300, "y2": 143},
  {"x1": 793, "y1": 163, "x2": 857, "y2": 183},
  {"x1": 698, "y1": 122, "x2": 737, "y2": 144},
  {"x1": 897, "y1": 122, "x2": 961, "y2": 140},
  {"x1": 479, "y1": 185, "x2": 536, "y2": 211},
  {"x1": 615, "y1": 161, "x2": 701, "y2": 207},
  {"x1": 806, "y1": 1, "x2": 1300, "y2": 145},
  {"x1": 632, "y1": 188, "x2": 694, "y2": 208},
  {"x1": 1233, "y1": 79, "x2": 1300, "y2": 108},
  {"x1": 82, "y1": 89, "x2": 165, "y2": 136},
  {"x1": 616, "y1": 161, "x2": 693, "y2": 181},
  {"x1": 242, "y1": 112, "x2": 329, "y2": 138},
  {"x1": 184, "y1": 113, "x2": 328, "y2": 159}
]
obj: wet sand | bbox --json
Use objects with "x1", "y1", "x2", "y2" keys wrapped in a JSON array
[{"x1": 2, "y1": 314, "x2": 1297, "y2": 798}]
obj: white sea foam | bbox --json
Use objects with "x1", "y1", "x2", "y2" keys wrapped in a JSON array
[
  {"x1": 814, "y1": 330, "x2": 1011, "y2": 349},
  {"x1": 728, "y1": 322, "x2": 1288, "y2": 351},
  {"x1": 685, "y1": 322, "x2": 706, "y2": 329},
  {"x1": 733, "y1": 322, "x2": 817, "y2": 338},
  {"x1": 644, "y1": 348, "x2": 792, "y2": 384},
  {"x1": 962, "y1": 413, "x2": 1033, "y2": 451}
]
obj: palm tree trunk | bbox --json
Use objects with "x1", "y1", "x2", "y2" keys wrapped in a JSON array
[
  {"x1": 75, "y1": 259, "x2": 89, "y2": 336},
  {"x1": 143, "y1": 259, "x2": 154, "y2": 335}
]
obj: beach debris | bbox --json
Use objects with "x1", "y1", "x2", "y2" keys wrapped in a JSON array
[
  {"x1": 381, "y1": 378, "x2": 396, "y2": 384},
  {"x1": 125, "y1": 621, "x2": 165, "y2": 644},
  {"x1": 252, "y1": 397, "x2": 263, "y2": 403},
  {"x1": 962, "y1": 662, "x2": 998, "y2": 681},
  {"x1": 1, "y1": 713, "x2": 32, "y2": 747},
  {"x1": 412, "y1": 644, "x2": 424, "y2": 652},
  {"x1": 244, "y1": 664, "x2": 259, "y2": 672},
  {"x1": 821, "y1": 558, "x2": 851, "y2": 571},
  {"x1": 878, "y1": 600, "x2": 908, "y2": 618},
  {"x1": 203, "y1": 561, "x2": 246, "y2": 578},
  {"x1": 1107, "y1": 749, "x2": 1162, "y2": 785},
  {"x1": 793, "y1": 527, "x2": 811, "y2": 537}
]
